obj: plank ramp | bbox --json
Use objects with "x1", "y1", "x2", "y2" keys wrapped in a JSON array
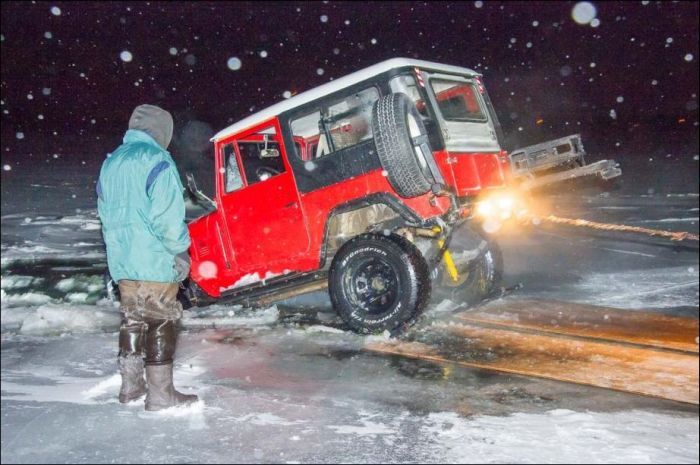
[{"x1": 365, "y1": 299, "x2": 699, "y2": 404}]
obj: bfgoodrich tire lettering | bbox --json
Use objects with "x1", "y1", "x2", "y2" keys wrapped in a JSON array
[
  {"x1": 329, "y1": 233, "x2": 430, "y2": 334},
  {"x1": 372, "y1": 93, "x2": 435, "y2": 198}
]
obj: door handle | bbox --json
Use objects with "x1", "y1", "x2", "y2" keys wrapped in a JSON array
[{"x1": 282, "y1": 201, "x2": 298, "y2": 209}]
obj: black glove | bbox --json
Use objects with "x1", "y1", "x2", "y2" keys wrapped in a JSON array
[{"x1": 173, "y1": 251, "x2": 190, "y2": 282}]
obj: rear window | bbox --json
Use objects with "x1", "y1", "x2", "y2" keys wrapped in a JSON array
[
  {"x1": 290, "y1": 87, "x2": 379, "y2": 161},
  {"x1": 430, "y1": 79, "x2": 486, "y2": 122}
]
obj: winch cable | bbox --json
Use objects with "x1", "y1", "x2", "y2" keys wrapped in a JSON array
[{"x1": 528, "y1": 213, "x2": 699, "y2": 242}]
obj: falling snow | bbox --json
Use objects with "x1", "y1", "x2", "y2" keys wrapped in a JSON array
[
  {"x1": 119, "y1": 51, "x2": 132, "y2": 62},
  {"x1": 227, "y1": 57, "x2": 242, "y2": 71},
  {"x1": 571, "y1": 2, "x2": 597, "y2": 25}
]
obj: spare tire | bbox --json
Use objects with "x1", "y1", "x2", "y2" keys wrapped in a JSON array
[{"x1": 372, "y1": 93, "x2": 435, "y2": 198}]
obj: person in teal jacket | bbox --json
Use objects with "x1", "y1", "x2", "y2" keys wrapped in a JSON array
[{"x1": 97, "y1": 104, "x2": 198, "y2": 411}]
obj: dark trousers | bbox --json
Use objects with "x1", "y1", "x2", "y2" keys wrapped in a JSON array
[{"x1": 118, "y1": 280, "x2": 182, "y2": 365}]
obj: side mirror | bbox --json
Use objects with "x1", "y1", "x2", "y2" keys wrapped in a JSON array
[
  {"x1": 260, "y1": 148, "x2": 280, "y2": 159},
  {"x1": 186, "y1": 173, "x2": 217, "y2": 211}
]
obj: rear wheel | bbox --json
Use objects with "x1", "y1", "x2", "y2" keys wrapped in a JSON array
[
  {"x1": 329, "y1": 233, "x2": 430, "y2": 334},
  {"x1": 431, "y1": 224, "x2": 503, "y2": 305}
]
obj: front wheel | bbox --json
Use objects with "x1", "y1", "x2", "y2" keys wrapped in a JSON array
[{"x1": 329, "y1": 234, "x2": 430, "y2": 334}]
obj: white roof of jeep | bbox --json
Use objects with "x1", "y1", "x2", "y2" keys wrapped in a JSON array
[{"x1": 211, "y1": 58, "x2": 479, "y2": 142}]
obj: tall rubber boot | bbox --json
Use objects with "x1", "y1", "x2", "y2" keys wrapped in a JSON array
[
  {"x1": 144, "y1": 319, "x2": 198, "y2": 411},
  {"x1": 118, "y1": 319, "x2": 147, "y2": 403}
]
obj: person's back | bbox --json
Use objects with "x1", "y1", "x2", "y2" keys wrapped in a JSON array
[{"x1": 97, "y1": 104, "x2": 198, "y2": 411}]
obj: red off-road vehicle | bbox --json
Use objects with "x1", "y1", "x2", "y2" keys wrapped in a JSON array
[{"x1": 175, "y1": 58, "x2": 619, "y2": 333}]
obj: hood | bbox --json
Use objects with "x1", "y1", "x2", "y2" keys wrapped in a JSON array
[{"x1": 128, "y1": 104, "x2": 174, "y2": 150}]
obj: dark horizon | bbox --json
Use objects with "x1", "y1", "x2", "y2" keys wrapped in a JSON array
[{"x1": 1, "y1": 1, "x2": 698, "y2": 165}]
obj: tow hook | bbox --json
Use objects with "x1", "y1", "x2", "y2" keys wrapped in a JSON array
[{"x1": 430, "y1": 183, "x2": 460, "y2": 223}]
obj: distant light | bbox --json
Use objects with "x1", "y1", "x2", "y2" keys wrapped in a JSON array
[
  {"x1": 50, "y1": 6, "x2": 61, "y2": 16},
  {"x1": 119, "y1": 50, "x2": 133, "y2": 62},
  {"x1": 169, "y1": 47, "x2": 177, "y2": 55},
  {"x1": 320, "y1": 14, "x2": 328, "y2": 23},
  {"x1": 227, "y1": 57, "x2": 242, "y2": 70},
  {"x1": 571, "y1": 2, "x2": 597, "y2": 25},
  {"x1": 44, "y1": 31, "x2": 53, "y2": 39},
  {"x1": 684, "y1": 53, "x2": 694, "y2": 62}
]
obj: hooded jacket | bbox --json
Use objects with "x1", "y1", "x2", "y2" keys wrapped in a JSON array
[{"x1": 97, "y1": 105, "x2": 190, "y2": 283}]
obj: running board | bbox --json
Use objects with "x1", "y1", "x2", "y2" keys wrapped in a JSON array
[{"x1": 218, "y1": 271, "x2": 328, "y2": 307}]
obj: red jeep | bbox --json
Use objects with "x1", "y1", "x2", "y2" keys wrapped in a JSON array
[{"x1": 181, "y1": 58, "x2": 514, "y2": 333}]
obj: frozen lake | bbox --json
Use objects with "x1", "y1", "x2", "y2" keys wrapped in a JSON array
[{"x1": 1, "y1": 163, "x2": 698, "y2": 463}]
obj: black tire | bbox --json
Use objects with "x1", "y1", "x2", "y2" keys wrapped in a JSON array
[
  {"x1": 431, "y1": 223, "x2": 503, "y2": 306},
  {"x1": 372, "y1": 93, "x2": 435, "y2": 198},
  {"x1": 329, "y1": 233, "x2": 430, "y2": 334}
]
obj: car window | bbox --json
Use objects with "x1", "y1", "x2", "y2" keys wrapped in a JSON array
[
  {"x1": 389, "y1": 74, "x2": 429, "y2": 118},
  {"x1": 223, "y1": 143, "x2": 243, "y2": 193},
  {"x1": 236, "y1": 136, "x2": 286, "y2": 186},
  {"x1": 291, "y1": 87, "x2": 379, "y2": 160},
  {"x1": 430, "y1": 79, "x2": 486, "y2": 122}
]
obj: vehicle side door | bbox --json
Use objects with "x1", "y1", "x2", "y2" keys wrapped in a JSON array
[{"x1": 216, "y1": 120, "x2": 310, "y2": 275}]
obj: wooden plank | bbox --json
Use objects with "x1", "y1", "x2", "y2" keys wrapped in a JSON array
[
  {"x1": 456, "y1": 299, "x2": 699, "y2": 353},
  {"x1": 365, "y1": 322, "x2": 699, "y2": 404}
]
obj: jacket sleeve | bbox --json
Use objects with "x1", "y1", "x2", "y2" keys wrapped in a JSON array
[{"x1": 147, "y1": 162, "x2": 191, "y2": 255}]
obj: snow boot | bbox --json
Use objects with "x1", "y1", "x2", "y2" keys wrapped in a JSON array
[
  {"x1": 118, "y1": 319, "x2": 147, "y2": 403},
  {"x1": 144, "y1": 319, "x2": 198, "y2": 411},
  {"x1": 144, "y1": 363, "x2": 198, "y2": 411},
  {"x1": 118, "y1": 355, "x2": 147, "y2": 403}
]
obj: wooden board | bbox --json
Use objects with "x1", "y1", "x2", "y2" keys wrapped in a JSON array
[
  {"x1": 457, "y1": 299, "x2": 699, "y2": 353},
  {"x1": 365, "y1": 321, "x2": 699, "y2": 404}
]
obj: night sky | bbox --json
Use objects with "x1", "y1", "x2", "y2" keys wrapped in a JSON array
[{"x1": 1, "y1": 1, "x2": 698, "y2": 171}]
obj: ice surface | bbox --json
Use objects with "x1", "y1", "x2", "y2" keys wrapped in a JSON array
[{"x1": 1, "y1": 164, "x2": 698, "y2": 462}]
